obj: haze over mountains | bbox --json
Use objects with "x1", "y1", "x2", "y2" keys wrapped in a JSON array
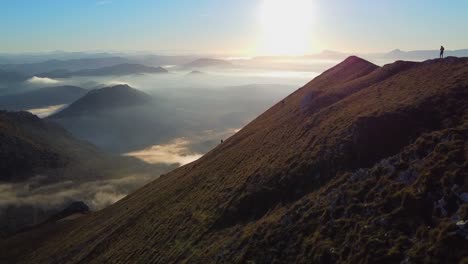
[
  {"x1": 2, "y1": 0, "x2": 468, "y2": 262},
  {"x1": 0, "y1": 85, "x2": 86, "y2": 111},
  {"x1": 383, "y1": 48, "x2": 468, "y2": 60},
  {"x1": 50, "y1": 85, "x2": 152, "y2": 118},
  {"x1": 183, "y1": 58, "x2": 233, "y2": 69},
  {"x1": 46, "y1": 82, "x2": 294, "y2": 154},
  {"x1": 0, "y1": 49, "x2": 467, "y2": 263},
  {"x1": 1, "y1": 56, "x2": 466, "y2": 263},
  {"x1": 2, "y1": 48, "x2": 467, "y2": 80},
  {"x1": 0, "y1": 110, "x2": 162, "y2": 237},
  {"x1": 0, "y1": 70, "x2": 28, "y2": 86},
  {"x1": 38, "y1": 64, "x2": 168, "y2": 79},
  {"x1": 0, "y1": 57, "x2": 130, "y2": 76}
]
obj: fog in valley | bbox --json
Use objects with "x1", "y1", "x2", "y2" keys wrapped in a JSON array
[
  {"x1": 1, "y1": 49, "x2": 462, "y2": 235},
  {"x1": 0, "y1": 55, "x2": 335, "y2": 235}
]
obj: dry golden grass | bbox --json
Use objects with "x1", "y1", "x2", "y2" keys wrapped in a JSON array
[{"x1": 2, "y1": 56, "x2": 467, "y2": 264}]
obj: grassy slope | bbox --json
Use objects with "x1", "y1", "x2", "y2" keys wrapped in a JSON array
[
  {"x1": 0, "y1": 111, "x2": 147, "y2": 182},
  {"x1": 3, "y1": 57, "x2": 468, "y2": 264}
]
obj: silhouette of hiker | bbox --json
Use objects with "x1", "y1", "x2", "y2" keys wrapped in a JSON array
[{"x1": 440, "y1": 46, "x2": 445, "y2": 59}]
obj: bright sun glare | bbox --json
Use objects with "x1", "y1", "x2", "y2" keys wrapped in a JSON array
[{"x1": 259, "y1": 0, "x2": 314, "y2": 56}]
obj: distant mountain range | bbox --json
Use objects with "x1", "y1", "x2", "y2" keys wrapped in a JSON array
[
  {"x1": 0, "y1": 52, "x2": 199, "y2": 66},
  {"x1": 0, "y1": 85, "x2": 87, "y2": 111},
  {"x1": 1, "y1": 49, "x2": 467, "y2": 84},
  {"x1": 381, "y1": 48, "x2": 468, "y2": 60},
  {"x1": 184, "y1": 58, "x2": 233, "y2": 68},
  {"x1": 0, "y1": 57, "x2": 130, "y2": 75},
  {"x1": 0, "y1": 51, "x2": 126, "y2": 64},
  {"x1": 3, "y1": 56, "x2": 466, "y2": 263},
  {"x1": 255, "y1": 49, "x2": 468, "y2": 62},
  {"x1": 37, "y1": 63, "x2": 168, "y2": 78},
  {"x1": 0, "y1": 53, "x2": 199, "y2": 75}
]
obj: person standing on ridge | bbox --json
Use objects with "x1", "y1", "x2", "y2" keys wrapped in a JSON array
[{"x1": 440, "y1": 45, "x2": 445, "y2": 58}]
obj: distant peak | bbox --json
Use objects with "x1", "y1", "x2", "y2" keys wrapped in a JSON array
[
  {"x1": 341, "y1": 55, "x2": 371, "y2": 65},
  {"x1": 318, "y1": 56, "x2": 379, "y2": 83},
  {"x1": 332, "y1": 56, "x2": 378, "y2": 71},
  {"x1": 110, "y1": 84, "x2": 131, "y2": 88}
]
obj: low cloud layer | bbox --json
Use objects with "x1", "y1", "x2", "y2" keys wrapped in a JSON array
[
  {"x1": 124, "y1": 128, "x2": 240, "y2": 166},
  {"x1": 27, "y1": 104, "x2": 67, "y2": 118},
  {"x1": 0, "y1": 172, "x2": 163, "y2": 236},
  {"x1": 0, "y1": 173, "x2": 154, "y2": 211},
  {"x1": 26, "y1": 76, "x2": 61, "y2": 85},
  {"x1": 125, "y1": 138, "x2": 203, "y2": 166}
]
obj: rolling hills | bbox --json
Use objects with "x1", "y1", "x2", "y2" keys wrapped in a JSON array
[
  {"x1": 2, "y1": 57, "x2": 467, "y2": 263},
  {"x1": 0, "y1": 57, "x2": 130, "y2": 75},
  {"x1": 38, "y1": 63, "x2": 168, "y2": 78},
  {"x1": 0, "y1": 110, "x2": 155, "y2": 237},
  {"x1": 0, "y1": 69, "x2": 28, "y2": 84},
  {"x1": 184, "y1": 58, "x2": 232, "y2": 68},
  {"x1": 0, "y1": 85, "x2": 86, "y2": 111}
]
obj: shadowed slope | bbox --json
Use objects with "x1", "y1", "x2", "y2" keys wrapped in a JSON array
[
  {"x1": 0, "y1": 111, "x2": 153, "y2": 237},
  {"x1": 0, "y1": 86, "x2": 86, "y2": 111},
  {"x1": 49, "y1": 84, "x2": 152, "y2": 118},
  {"x1": 0, "y1": 110, "x2": 148, "y2": 182},
  {"x1": 3, "y1": 57, "x2": 468, "y2": 264}
]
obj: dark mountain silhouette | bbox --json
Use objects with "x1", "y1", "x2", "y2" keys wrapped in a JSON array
[
  {"x1": 0, "y1": 110, "x2": 144, "y2": 182},
  {"x1": 46, "y1": 85, "x2": 160, "y2": 153},
  {"x1": 2, "y1": 57, "x2": 467, "y2": 263},
  {"x1": 49, "y1": 84, "x2": 152, "y2": 118},
  {"x1": 0, "y1": 86, "x2": 86, "y2": 111},
  {"x1": 184, "y1": 58, "x2": 232, "y2": 68},
  {"x1": 0, "y1": 110, "x2": 153, "y2": 237},
  {"x1": 12, "y1": 201, "x2": 91, "y2": 236},
  {"x1": 38, "y1": 63, "x2": 168, "y2": 78}
]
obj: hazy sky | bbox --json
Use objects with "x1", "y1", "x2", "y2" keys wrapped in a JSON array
[{"x1": 1, "y1": 0, "x2": 468, "y2": 55}]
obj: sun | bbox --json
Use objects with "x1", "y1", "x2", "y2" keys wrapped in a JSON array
[{"x1": 258, "y1": 0, "x2": 314, "y2": 56}]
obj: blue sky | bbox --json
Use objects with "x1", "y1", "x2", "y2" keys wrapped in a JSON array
[{"x1": 1, "y1": 0, "x2": 468, "y2": 55}]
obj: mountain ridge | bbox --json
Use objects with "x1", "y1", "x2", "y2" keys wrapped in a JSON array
[
  {"x1": 0, "y1": 110, "x2": 155, "y2": 237},
  {"x1": 2, "y1": 57, "x2": 467, "y2": 263},
  {"x1": 37, "y1": 63, "x2": 168, "y2": 78},
  {"x1": 184, "y1": 58, "x2": 232, "y2": 68},
  {"x1": 0, "y1": 57, "x2": 130, "y2": 75},
  {"x1": 0, "y1": 85, "x2": 86, "y2": 111},
  {"x1": 49, "y1": 84, "x2": 152, "y2": 118}
]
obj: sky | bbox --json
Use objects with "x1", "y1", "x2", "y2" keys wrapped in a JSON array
[{"x1": 1, "y1": 0, "x2": 468, "y2": 55}]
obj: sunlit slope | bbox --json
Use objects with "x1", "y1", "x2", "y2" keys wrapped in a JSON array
[{"x1": 5, "y1": 57, "x2": 468, "y2": 263}]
